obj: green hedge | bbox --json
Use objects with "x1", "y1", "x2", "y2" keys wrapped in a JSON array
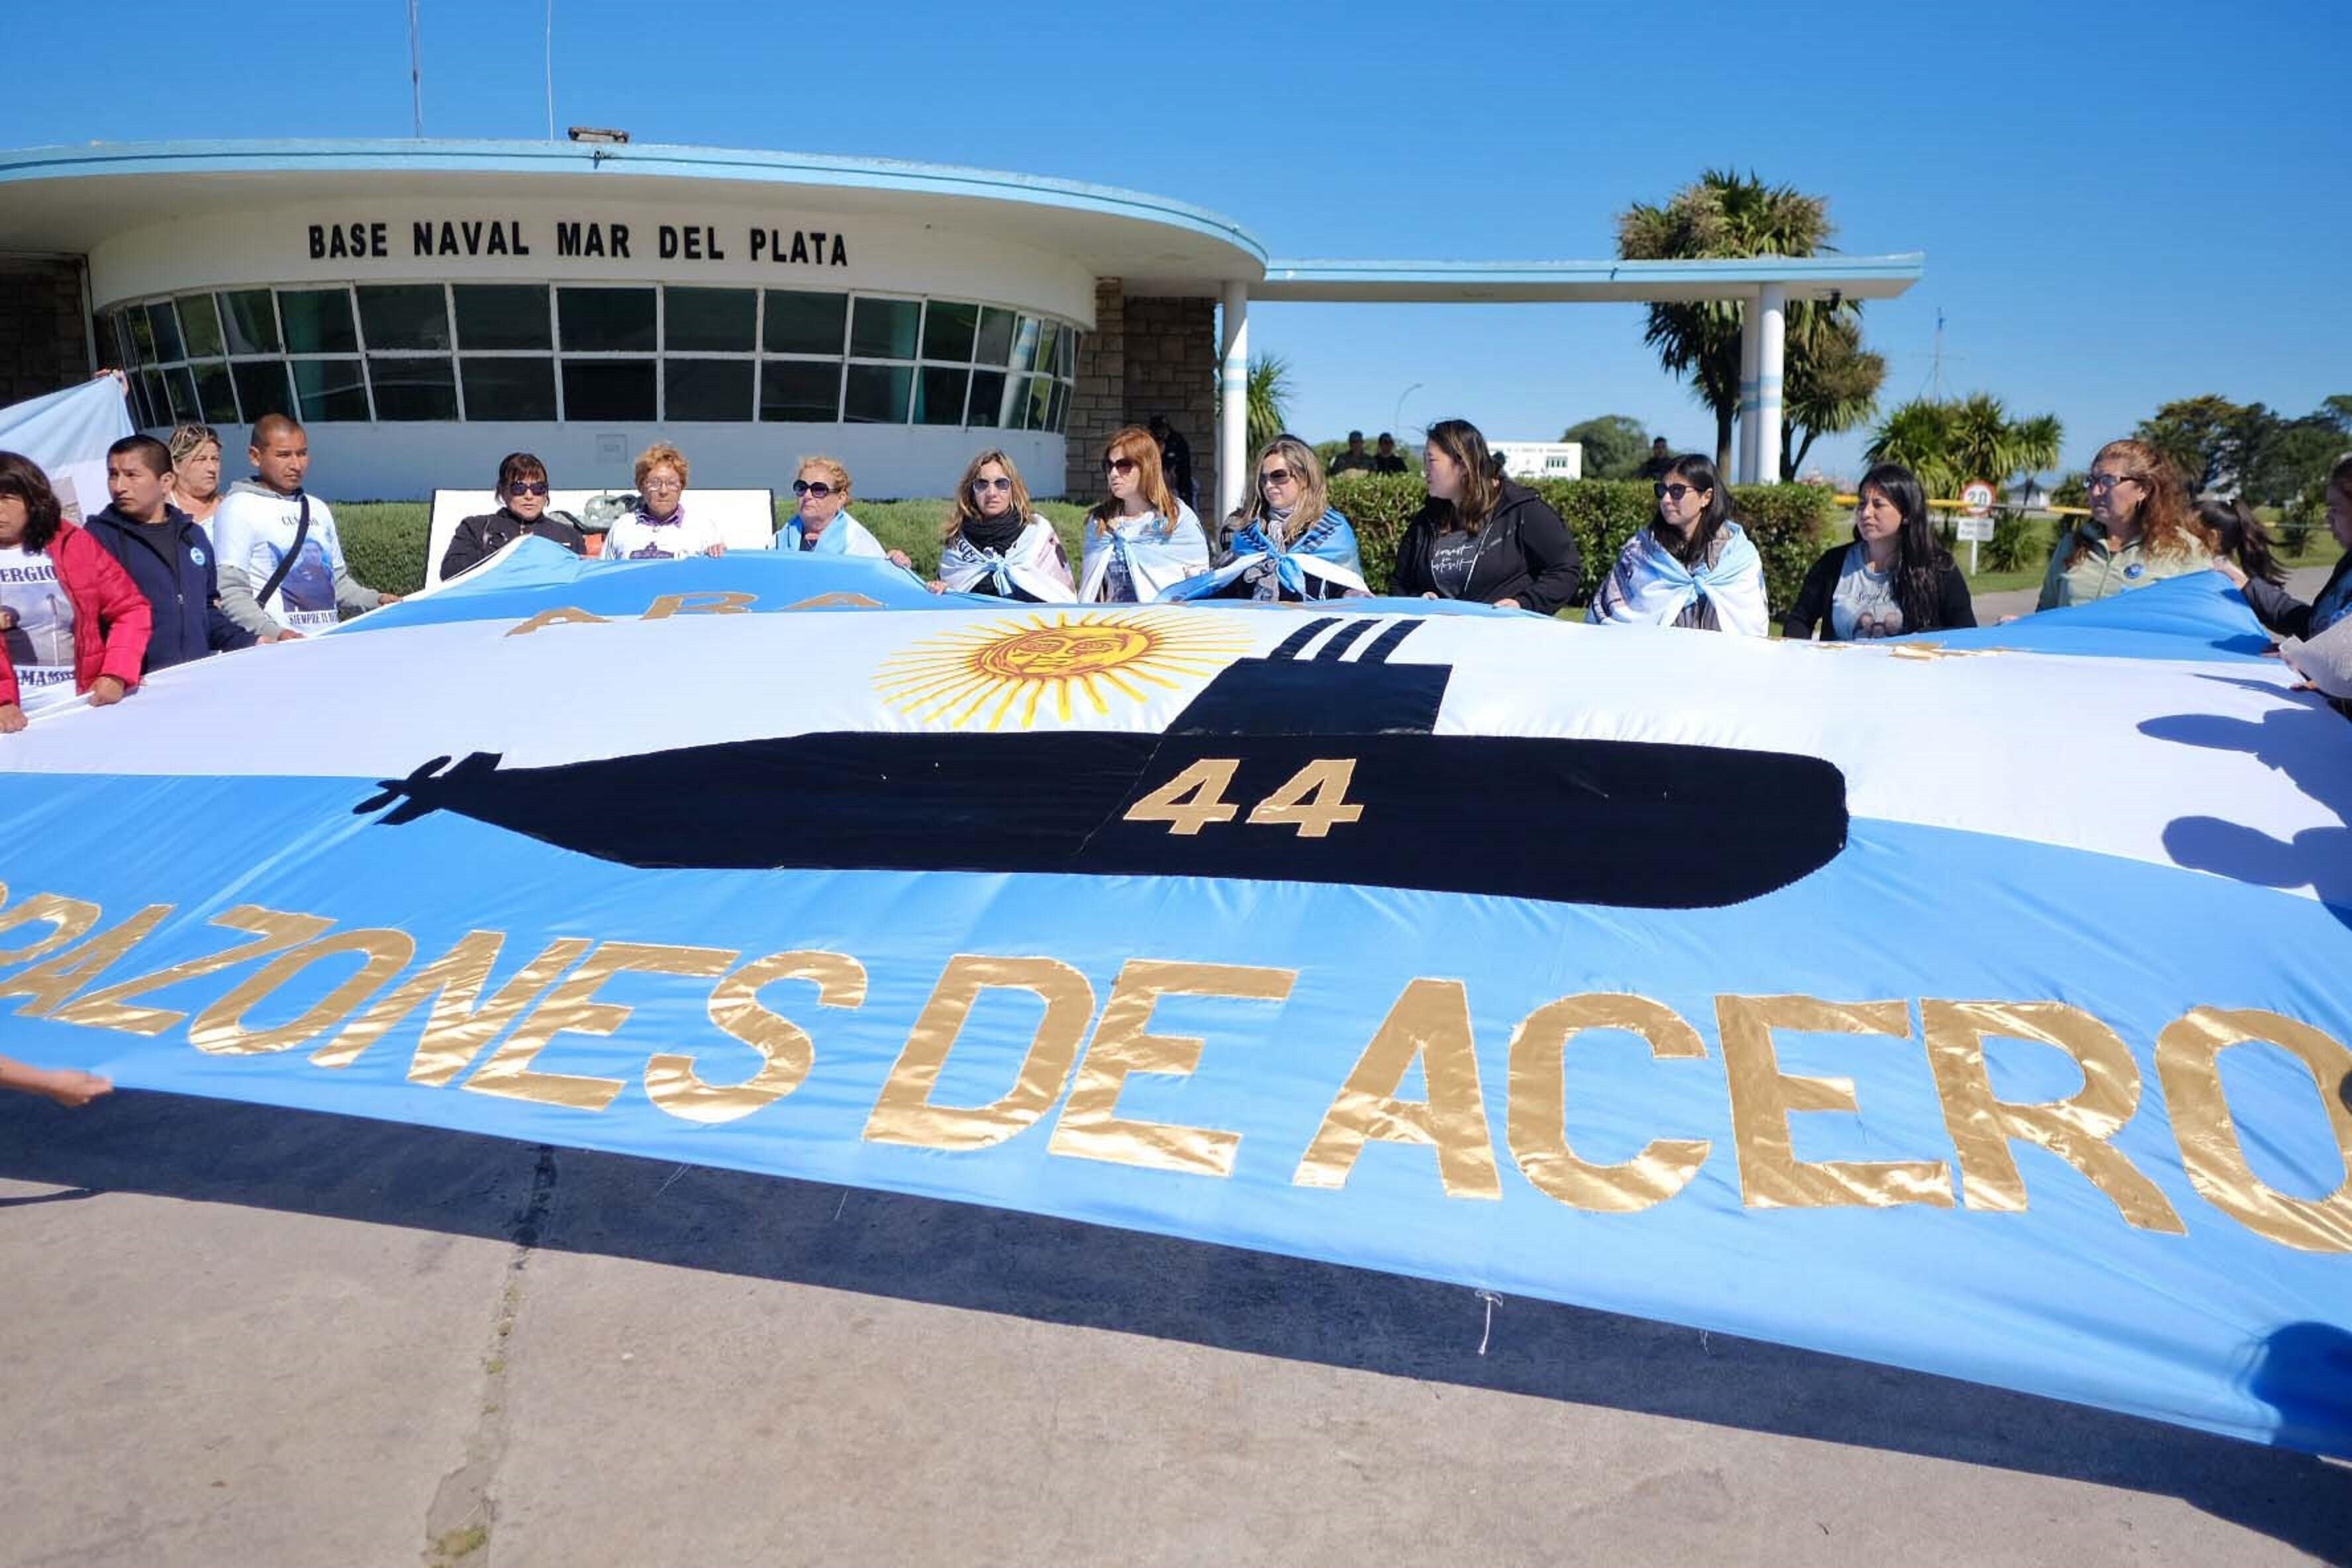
[
  {"x1": 334, "y1": 483, "x2": 1839, "y2": 611},
  {"x1": 1328, "y1": 475, "x2": 1836, "y2": 614}
]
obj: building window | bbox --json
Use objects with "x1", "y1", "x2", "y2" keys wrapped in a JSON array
[{"x1": 101, "y1": 282, "x2": 1081, "y2": 432}]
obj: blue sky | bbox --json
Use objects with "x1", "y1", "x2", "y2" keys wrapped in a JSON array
[{"x1": 7, "y1": 0, "x2": 2345, "y2": 481}]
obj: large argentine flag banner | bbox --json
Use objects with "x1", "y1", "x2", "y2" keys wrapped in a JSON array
[{"x1": 2, "y1": 542, "x2": 2347, "y2": 1454}]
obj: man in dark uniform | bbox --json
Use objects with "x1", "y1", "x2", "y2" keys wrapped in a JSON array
[{"x1": 1147, "y1": 415, "x2": 1195, "y2": 506}]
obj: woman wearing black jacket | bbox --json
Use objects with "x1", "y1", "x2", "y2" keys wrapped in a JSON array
[
  {"x1": 1389, "y1": 419, "x2": 1581, "y2": 614},
  {"x1": 440, "y1": 452, "x2": 588, "y2": 581},
  {"x1": 1783, "y1": 462, "x2": 1974, "y2": 640}
]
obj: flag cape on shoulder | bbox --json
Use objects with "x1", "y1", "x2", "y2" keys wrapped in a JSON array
[
  {"x1": 937, "y1": 517, "x2": 1076, "y2": 602},
  {"x1": 776, "y1": 511, "x2": 887, "y2": 558},
  {"x1": 1078, "y1": 508, "x2": 1210, "y2": 601},
  {"x1": 1165, "y1": 511, "x2": 1369, "y2": 602},
  {"x1": 1588, "y1": 520, "x2": 1768, "y2": 634},
  {"x1": 1, "y1": 555, "x2": 2347, "y2": 1457}
]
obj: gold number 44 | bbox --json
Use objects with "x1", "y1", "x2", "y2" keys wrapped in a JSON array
[{"x1": 1124, "y1": 758, "x2": 1363, "y2": 838}]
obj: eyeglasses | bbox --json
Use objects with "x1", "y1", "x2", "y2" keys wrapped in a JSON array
[
  {"x1": 972, "y1": 476, "x2": 1014, "y2": 493},
  {"x1": 641, "y1": 477, "x2": 682, "y2": 493},
  {"x1": 1102, "y1": 456, "x2": 1138, "y2": 475},
  {"x1": 792, "y1": 479, "x2": 837, "y2": 498},
  {"x1": 508, "y1": 480, "x2": 550, "y2": 497},
  {"x1": 1259, "y1": 467, "x2": 1296, "y2": 487},
  {"x1": 1655, "y1": 482, "x2": 1702, "y2": 502},
  {"x1": 2085, "y1": 472, "x2": 2137, "y2": 493}
]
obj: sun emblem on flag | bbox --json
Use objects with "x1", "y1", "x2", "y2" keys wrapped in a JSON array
[{"x1": 874, "y1": 609, "x2": 1250, "y2": 729}]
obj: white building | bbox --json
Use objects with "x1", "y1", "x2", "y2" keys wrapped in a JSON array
[{"x1": 1491, "y1": 440, "x2": 1583, "y2": 481}]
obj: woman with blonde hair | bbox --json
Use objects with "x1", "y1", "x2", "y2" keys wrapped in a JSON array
[
  {"x1": 2035, "y1": 438, "x2": 2213, "y2": 610},
  {"x1": 603, "y1": 442, "x2": 725, "y2": 560},
  {"x1": 1079, "y1": 424, "x2": 1206, "y2": 602},
  {"x1": 1169, "y1": 434, "x2": 1366, "y2": 601},
  {"x1": 775, "y1": 454, "x2": 907, "y2": 565},
  {"x1": 166, "y1": 423, "x2": 224, "y2": 532},
  {"x1": 934, "y1": 448, "x2": 1073, "y2": 601}
]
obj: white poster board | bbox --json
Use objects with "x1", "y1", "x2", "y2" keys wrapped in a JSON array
[{"x1": 424, "y1": 489, "x2": 777, "y2": 587}]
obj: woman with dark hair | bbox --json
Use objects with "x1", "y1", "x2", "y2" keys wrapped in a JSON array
[
  {"x1": 1389, "y1": 418, "x2": 1580, "y2": 612},
  {"x1": 1587, "y1": 454, "x2": 1767, "y2": 634},
  {"x1": 1079, "y1": 424, "x2": 1207, "y2": 602},
  {"x1": 1783, "y1": 462, "x2": 1975, "y2": 640},
  {"x1": 441, "y1": 452, "x2": 588, "y2": 580},
  {"x1": 934, "y1": 449, "x2": 1074, "y2": 601},
  {"x1": 2035, "y1": 439, "x2": 2214, "y2": 610},
  {"x1": 2216, "y1": 454, "x2": 2352, "y2": 638},
  {"x1": 1171, "y1": 434, "x2": 1367, "y2": 601},
  {"x1": 2200, "y1": 497, "x2": 2287, "y2": 591},
  {"x1": 0, "y1": 452, "x2": 151, "y2": 732}
]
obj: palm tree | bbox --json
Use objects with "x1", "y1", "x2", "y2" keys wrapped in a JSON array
[
  {"x1": 1781, "y1": 315, "x2": 1885, "y2": 481},
  {"x1": 1244, "y1": 353, "x2": 1293, "y2": 454},
  {"x1": 1618, "y1": 170, "x2": 1847, "y2": 473},
  {"x1": 1865, "y1": 395, "x2": 2063, "y2": 500}
]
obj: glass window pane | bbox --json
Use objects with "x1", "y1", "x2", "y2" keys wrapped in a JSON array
[
  {"x1": 558, "y1": 287, "x2": 655, "y2": 352},
  {"x1": 460, "y1": 357, "x2": 556, "y2": 420},
  {"x1": 164, "y1": 366, "x2": 200, "y2": 422},
  {"x1": 921, "y1": 301, "x2": 977, "y2": 364},
  {"x1": 177, "y1": 294, "x2": 224, "y2": 360},
  {"x1": 127, "y1": 307, "x2": 157, "y2": 362},
  {"x1": 369, "y1": 357, "x2": 459, "y2": 420},
  {"x1": 967, "y1": 370, "x2": 1008, "y2": 427},
  {"x1": 1048, "y1": 380, "x2": 1070, "y2": 434},
  {"x1": 220, "y1": 289, "x2": 281, "y2": 355},
  {"x1": 665, "y1": 287, "x2": 755, "y2": 353},
  {"x1": 1007, "y1": 317, "x2": 1042, "y2": 377},
  {"x1": 663, "y1": 358, "x2": 754, "y2": 421},
  {"x1": 280, "y1": 289, "x2": 359, "y2": 355},
  {"x1": 357, "y1": 284, "x2": 452, "y2": 351},
  {"x1": 844, "y1": 364, "x2": 912, "y2": 424},
  {"x1": 1059, "y1": 328, "x2": 1079, "y2": 377},
  {"x1": 975, "y1": 307, "x2": 1015, "y2": 366},
  {"x1": 293, "y1": 357, "x2": 369, "y2": 420},
  {"x1": 759, "y1": 360, "x2": 840, "y2": 422},
  {"x1": 913, "y1": 367, "x2": 968, "y2": 426},
  {"x1": 1022, "y1": 375, "x2": 1054, "y2": 431},
  {"x1": 146, "y1": 301, "x2": 187, "y2": 364},
  {"x1": 454, "y1": 285, "x2": 551, "y2": 350},
  {"x1": 562, "y1": 359, "x2": 655, "y2": 420},
  {"x1": 849, "y1": 297, "x2": 919, "y2": 360},
  {"x1": 106, "y1": 313, "x2": 132, "y2": 369},
  {"x1": 1028, "y1": 320, "x2": 1060, "y2": 373},
  {"x1": 135, "y1": 371, "x2": 167, "y2": 428},
  {"x1": 193, "y1": 362, "x2": 240, "y2": 422},
  {"x1": 763, "y1": 291, "x2": 846, "y2": 356},
  {"x1": 232, "y1": 360, "x2": 295, "y2": 422}
]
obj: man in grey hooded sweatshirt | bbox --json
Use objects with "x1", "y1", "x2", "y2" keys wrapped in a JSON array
[{"x1": 210, "y1": 414, "x2": 399, "y2": 638}]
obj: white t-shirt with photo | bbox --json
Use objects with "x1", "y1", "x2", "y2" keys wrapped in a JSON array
[
  {"x1": 0, "y1": 544, "x2": 78, "y2": 710},
  {"x1": 212, "y1": 485, "x2": 354, "y2": 634}
]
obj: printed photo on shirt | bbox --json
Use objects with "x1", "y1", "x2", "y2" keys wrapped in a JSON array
[
  {"x1": 0, "y1": 548, "x2": 77, "y2": 703},
  {"x1": 266, "y1": 538, "x2": 338, "y2": 628}
]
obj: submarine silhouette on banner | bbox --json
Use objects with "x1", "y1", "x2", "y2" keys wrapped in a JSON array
[{"x1": 358, "y1": 614, "x2": 1849, "y2": 908}]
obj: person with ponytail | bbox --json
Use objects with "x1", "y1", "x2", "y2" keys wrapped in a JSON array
[
  {"x1": 1389, "y1": 418, "x2": 1580, "y2": 612},
  {"x1": 1078, "y1": 424, "x2": 1208, "y2": 602},
  {"x1": 1168, "y1": 434, "x2": 1367, "y2": 601},
  {"x1": 1783, "y1": 462, "x2": 1975, "y2": 640},
  {"x1": 2215, "y1": 453, "x2": 2352, "y2": 640},
  {"x1": 2199, "y1": 497, "x2": 2288, "y2": 593},
  {"x1": 933, "y1": 449, "x2": 1075, "y2": 602},
  {"x1": 1586, "y1": 452, "x2": 1766, "y2": 634},
  {"x1": 2035, "y1": 439, "x2": 2214, "y2": 611}
]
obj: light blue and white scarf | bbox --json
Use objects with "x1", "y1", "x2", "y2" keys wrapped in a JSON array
[
  {"x1": 777, "y1": 510, "x2": 887, "y2": 558},
  {"x1": 1586, "y1": 520, "x2": 1769, "y2": 636},
  {"x1": 938, "y1": 516, "x2": 1077, "y2": 603},
  {"x1": 1167, "y1": 509, "x2": 1368, "y2": 602},
  {"x1": 1078, "y1": 504, "x2": 1210, "y2": 603}
]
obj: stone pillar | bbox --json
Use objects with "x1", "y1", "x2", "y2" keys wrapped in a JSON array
[
  {"x1": 1063, "y1": 277, "x2": 1126, "y2": 501},
  {"x1": 0, "y1": 256, "x2": 94, "y2": 407},
  {"x1": 1120, "y1": 295, "x2": 1218, "y2": 522}
]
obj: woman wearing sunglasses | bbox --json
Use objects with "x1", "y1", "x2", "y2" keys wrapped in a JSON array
[
  {"x1": 1782, "y1": 461, "x2": 1974, "y2": 640},
  {"x1": 440, "y1": 452, "x2": 589, "y2": 580},
  {"x1": 1079, "y1": 424, "x2": 1208, "y2": 602},
  {"x1": 603, "y1": 442, "x2": 726, "y2": 560},
  {"x1": 1389, "y1": 418, "x2": 1580, "y2": 613},
  {"x1": 934, "y1": 449, "x2": 1074, "y2": 601},
  {"x1": 1168, "y1": 434, "x2": 1366, "y2": 601},
  {"x1": 775, "y1": 456, "x2": 910, "y2": 567},
  {"x1": 1587, "y1": 453, "x2": 1767, "y2": 634},
  {"x1": 2035, "y1": 439, "x2": 2213, "y2": 611}
]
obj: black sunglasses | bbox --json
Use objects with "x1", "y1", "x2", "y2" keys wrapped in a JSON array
[
  {"x1": 1654, "y1": 482, "x2": 1704, "y2": 502},
  {"x1": 1259, "y1": 467, "x2": 1296, "y2": 487},
  {"x1": 1102, "y1": 456, "x2": 1138, "y2": 475},
  {"x1": 507, "y1": 480, "x2": 550, "y2": 497},
  {"x1": 792, "y1": 479, "x2": 837, "y2": 498}
]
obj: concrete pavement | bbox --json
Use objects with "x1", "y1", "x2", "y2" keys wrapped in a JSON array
[{"x1": 3, "y1": 1089, "x2": 2347, "y2": 1567}]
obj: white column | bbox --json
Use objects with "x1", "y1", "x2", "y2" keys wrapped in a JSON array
[
  {"x1": 1218, "y1": 280, "x2": 1250, "y2": 524},
  {"x1": 1736, "y1": 296, "x2": 1761, "y2": 483},
  {"x1": 1755, "y1": 283, "x2": 1787, "y2": 485}
]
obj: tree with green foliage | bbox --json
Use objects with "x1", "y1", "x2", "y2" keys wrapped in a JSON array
[
  {"x1": 1865, "y1": 393, "x2": 2061, "y2": 499},
  {"x1": 1781, "y1": 314, "x2": 1885, "y2": 480},
  {"x1": 1244, "y1": 353, "x2": 1292, "y2": 454},
  {"x1": 2133, "y1": 395, "x2": 2272, "y2": 495},
  {"x1": 1617, "y1": 169, "x2": 1871, "y2": 473},
  {"x1": 1559, "y1": 415, "x2": 1651, "y2": 479}
]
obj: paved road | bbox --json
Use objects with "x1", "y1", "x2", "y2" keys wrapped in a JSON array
[
  {"x1": 3, "y1": 1091, "x2": 2346, "y2": 1567},
  {"x1": 1967, "y1": 562, "x2": 2335, "y2": 626}
]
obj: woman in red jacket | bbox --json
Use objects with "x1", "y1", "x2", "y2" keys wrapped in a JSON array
[{"x1": 0, "y1": 451, "x2": 152, "y2": 732}]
